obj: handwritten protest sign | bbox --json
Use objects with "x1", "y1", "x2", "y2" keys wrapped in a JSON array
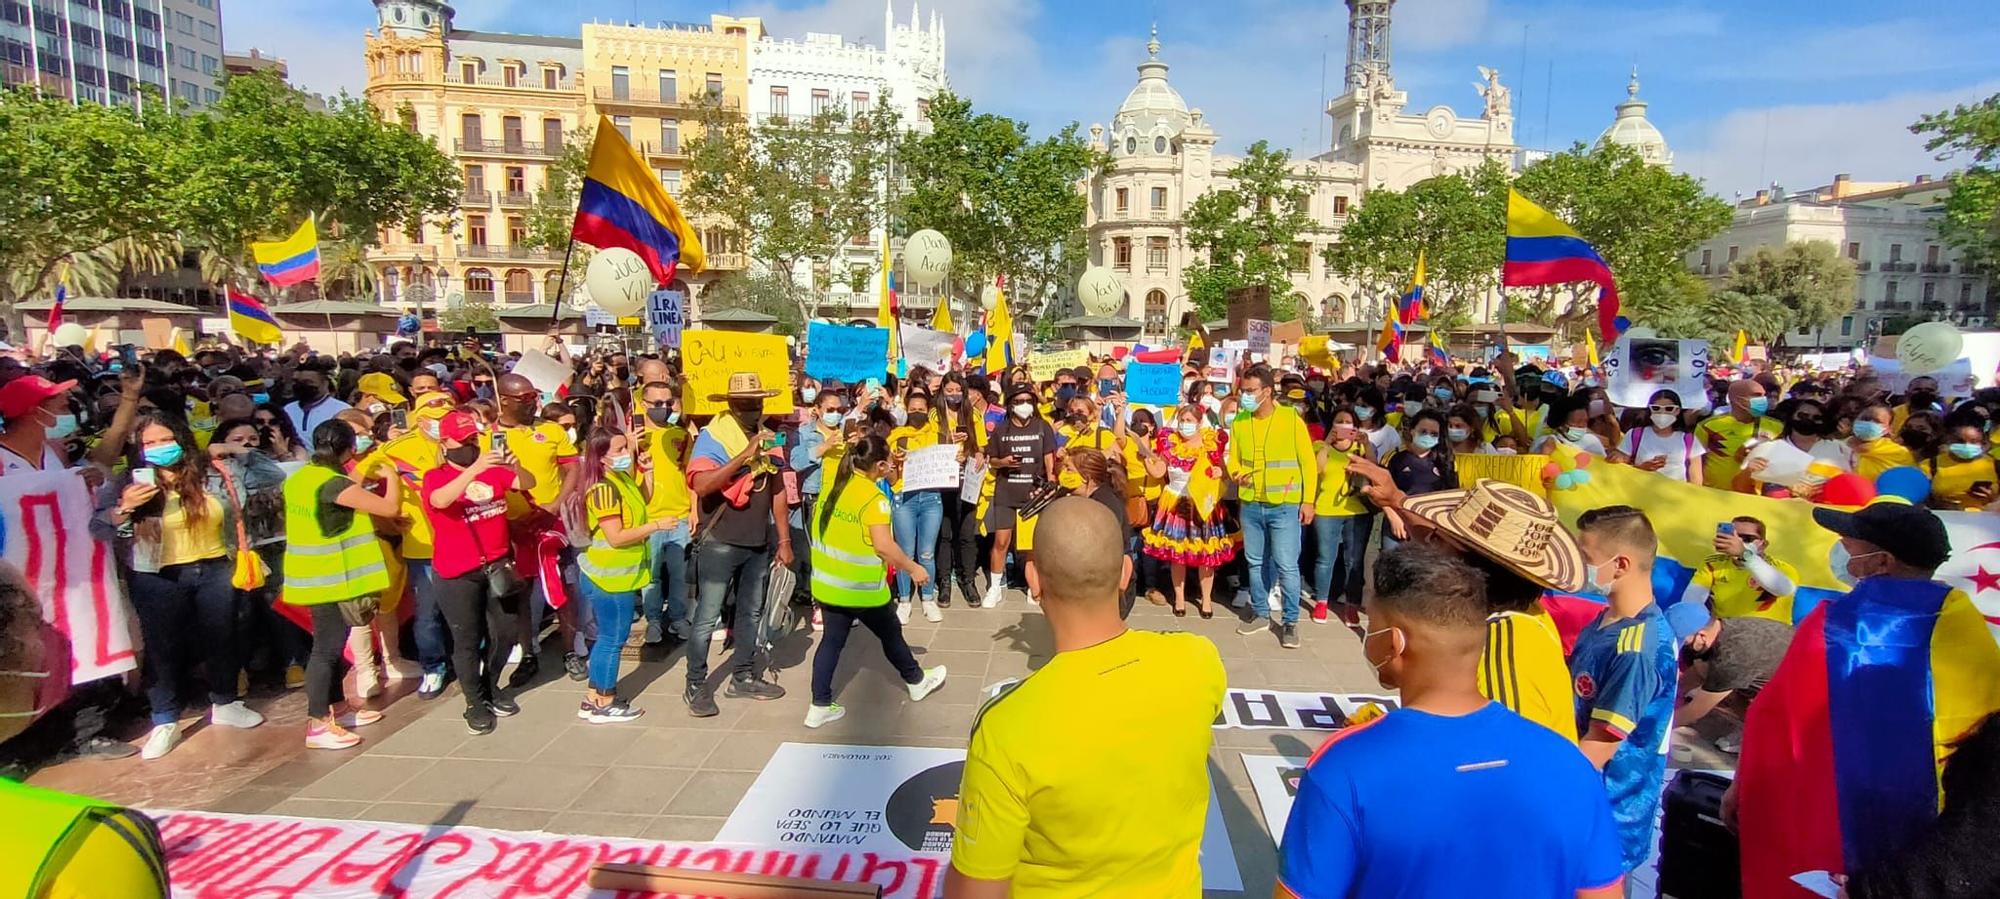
[
  {"x1": 506, "y1": 347, "x2": 571, "y2": 398},
  {"x1": 1246, "y1": 319, "x2": 1272, "y2": 356},
  {"x1": 900, "y1": 444, "x2": 962, "y2": 492},
  {"x1": 960, "y1": 455, "x2": 986, "y2": 504},
  {"x1": 682, "y1": 330, "x2": 795, "y2": 416},
  {"x1": 648, "y1": 289, "x2": 685, "y2": 349},
  {"x1": 1028, "y1": 348, "x2": 1089, "y2": 383},
  {"x1": 0, "y1": 469, "x2": 137, "y2": 682},
  {"x1": 1872, "y1": 356, "x2": 1975, "y2": 396},
  {"x1": 805, "y1": 322, "x2": 890, "y2": 384},
  {"x1": 901, "y1": 326, "x2": 957, "y2": 373},
  {"x1": 1126, "y1": 361, "x2": 1182, "y2": 407}
]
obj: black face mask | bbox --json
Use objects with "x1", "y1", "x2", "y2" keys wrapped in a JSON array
[
  {"x1": 1791, "y1": 418, "x2": 1822, "y2": 436},
  {"x1": 445, "y1": 444, "x2": 480, "y2": 467},
  {"x1": 646, "y1": 406, "x2": 675, "y2": 426},
  {"x1": 908, "y1": 411, "x2": 931, "y2": 428},
  {"x1": 613, "y1": 366, "x2": 631, "y2": 384},
  {"x1": 294, "y1": 383, "x2": 322, "y2": 404},
  {"x1": 730, "y1": 404, "x2": 763, "y2": 430},
  {"x1": 397, "y1": 357, "x2": 419, "y2": 372},
  {"x1": 1910, "y1": 391, "x2": 1938, "y2": 409},
  {"x1": 1055, "y1": 385, "x2": 1076, "y2": 404}
]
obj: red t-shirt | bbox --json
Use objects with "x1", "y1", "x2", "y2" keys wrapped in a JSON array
[{"x1": 421, "y1": 465, "x2": 516, "y2": 579}]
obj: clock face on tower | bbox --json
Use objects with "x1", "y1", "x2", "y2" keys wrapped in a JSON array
[{"x1": 1426, "y1": 108, "x2": 1453, "y2": 138}]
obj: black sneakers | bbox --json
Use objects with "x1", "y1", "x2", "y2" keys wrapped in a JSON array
[
  {"x1": 563, "y1": 652, "x2": 588, "y2": 681},
  {"x1": 465, "y1": 704, "x2": 497, "y2": 735},
  {"x1": 506, "y1": 653, "x2": 539, "y2": 689},
  {"x1": 726, "y1": 675, "x2": 787, "y2": 701},
  {"x1": 684, "y1": 684, "x2": 719, "y2": 718},
  {"x1": 487, "y1": 694, "x2": 520, "y2": 717}
]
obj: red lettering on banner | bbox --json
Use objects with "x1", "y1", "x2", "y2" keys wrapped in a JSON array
[
  {"x1": 20, "y1": 493, "x2": 62, "y2": 635},
  {"x1": 91, "y1": 538, "x2": 131, "y2": 667}
]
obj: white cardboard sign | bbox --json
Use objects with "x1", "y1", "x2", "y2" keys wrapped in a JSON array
[{"x1": 899, "y1": 444, "x2": 962, "y2": 492}]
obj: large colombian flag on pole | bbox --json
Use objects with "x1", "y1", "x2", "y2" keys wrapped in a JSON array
[
  {"x1": 573, "y1": 116, "x2": 705, "y2": 285},
  {"x1": 1397, "y1": 250, "x2": 1427, "y2": 324},
  {"x1": 251, "y1": 219, "x2": 321, "y2": 287},
  {"x1": 226, "y1": 287, "x2": 284, "y2": 345},
  {"x1": 1503, "y1": 189, "x2": 1623, "y2": 344}
]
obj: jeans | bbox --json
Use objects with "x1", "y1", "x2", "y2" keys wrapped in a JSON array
[
  {"x1": 1241, "y1": 502, "x2": 1304, "y2": 625},
  {"x1": 436, "y1": 570, "x2": 520, "y2": 708},
  {"x1": 639, "y1": 521, "x2": 691, "y2": 638},
  {"x1": 1313, "y1": 513, "x2": 1374, "y2": 605},
  {"x1": 811, "y1": 602, "x2": 922, "y2": 706},
  {"x1": 405, "y1": 558, "x2": 451, "y2": 674},
  {"x1": 304, "y1": 603, "x2": 350, "y2": 718},
  {"x1": 578, "y1": 577, "x2": 637, "y2": 694},
  {"x1": 128, "y1": 558, "x2": 240, "y2": 725},
  {"x1": 892, "y1": 490, "x2": 942, "y2": 602},
  {"x1": 687, "y1": 540, "x2": 770, "y2": 688}
]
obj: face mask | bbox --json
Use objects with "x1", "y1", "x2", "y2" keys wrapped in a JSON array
[
  {"x1": 1910, "y1": 391, "x2": 1938, "y2": 409},
  {"x1": 1011, "y1": 403, "x2": 1035, "y2": 419},
  {"x1": 142, "y1": 443, "x2": 184, "y2": 467},
  {"x1": 1792, "y1": 418, "x2": 1822, "y2": 437},
  {"x1": 1177, "y1": 421, "x2": 1199, "y2": 438},
  {"x1": 1354, "y1": 405, "x2": 1375, "y2": 421},
  {"x1": 1564, "y1": 427, "x2": 1590, "y2": 442},
  {"x1": 1493, "y1": 446, "x2": 1518, "y2": 455},
  {"x1": 294, "y1": 384, "x2": 323, "y2": 404},
  {"x1": 1059, "y1": 469, "x2": 1084, "y2": 490},
  {"x1": 0, "y1": 619, "x2": 70, "y2": 737},
  {"x1": 1854, "y1": 420, "x2": 1886, "y2": 441},
  {"x1": 1055, "y1": 385, "x2": 1076, "y2": 404},
  {"x1": 607, "y1": 454, "x2": 634, "y2": 472},
  {"x1": 1362, "y1": 625, "x2": 1402, "y2": 681},
  {"x1": 944, "y1": 393, "x2": 964, "y2": 407},
  {"x1": 1446, "y1": 426, "x2": 1470, "y2": 443},
  {"x1": 1584, "y1": 376, "x2": 1601, "y2": 388},
  {"x1": 801, "y1": 387, "x2": 819, "y2": 404},
  {"x1": 1747, "y1": 396, "x2": 1769, "y2": 416},
  {"x1": 354, "y1": 435, "x2": 375, "y2": 453},
  {"x1": 1585, "y1": 557, "x2": 1619, "y2": 594},
  {"x1": 646, "y1": 406, "x2": 675, "y2": 426},
  {"x1": 366, "y1": 402, "x2": 388, "y2": 416},
  {"x1": 909, "y1": 411, "x2": 931, "y2": 429},
  {"x1": 445, "y1": 444, "x2": 481, "y2": 467},
  {"x1": 1950, "y1": 442, "x2": 1984, "y2": 461},
  {"x1": 1413, "y1": 433, "x2": 1440, "y2": 450},
  {"x1": 421, "y1": 419, "x2": 441, "y2": 440},
  {"x1": 821, "y1": 411, "x2": 843, "y2": 429},
  {"x1": 1401, "y1": 401, "x2": 1422, "y2": 417},
  {"x1": 474, "y1": 384, "x2": 495, "y2": 400},
  {"x1": 732, "y1": 405, "x2": 763, "y2": 428},
  {"x1": 1830, "y1": 542, "x2": 1886, "y2": 585},
  {"x1": 1240, "y1": 393, "x2": 1261, "y2": 413},
  {"x1": 1651, "y1": 412, "x2": 1677, "y2": 430},
  {"x1": 398, "y1": 357, "x2": 420, "y2": 372},
  {"x1": 42, "y1": 411, "x2": 78, "y2": 439},
  {"x1": 1432, "y1": 388, "x2": 1454, "y2": 401},
  {"x1": 1199, "y1": 395, "x2": 1222, "y2": 413},
  {"x1": 251, "y1": 392, "x2": 270, "y2": 405},
  {"x1": 564, "y1": 427, "x2": 578, "y2": 444}
]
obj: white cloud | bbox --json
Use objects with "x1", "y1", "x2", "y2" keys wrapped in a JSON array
[{"x1": 1673, "y1": 80, "x2": 2000, "y2": 199}]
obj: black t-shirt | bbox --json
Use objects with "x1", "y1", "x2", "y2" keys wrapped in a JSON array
[
  {"x1": 1697, "y1": 616, "x2": 1793, "y2": 699},
  {"x1": 1387, "y1": 449, "x2": 1454, "y2": 497},
  {"x1": 1086, "y1": 484, "x2": 1130, "y2": 536},
  {"x1": 991, "y1": 417, "x2": 1056, "y2": 508},
  {"x1": 698, "y1": 469, "x2": 779, "y2": 549}
]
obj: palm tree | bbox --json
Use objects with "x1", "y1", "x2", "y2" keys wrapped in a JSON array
[{"x1": 318, "y1": 237, "x2": 376, "y2": 301}]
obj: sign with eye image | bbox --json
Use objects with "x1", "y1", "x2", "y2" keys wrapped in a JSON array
[{"x1": 1604, "y1": 337, "x2": 1712, "y2": 412}]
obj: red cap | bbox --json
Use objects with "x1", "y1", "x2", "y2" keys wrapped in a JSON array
[
  {"x1": 438, "y1": 410, "x2": 483, "y2": 444},
  {"x1": 0, "y1": 375, "x2": 77, "y2": 419}
]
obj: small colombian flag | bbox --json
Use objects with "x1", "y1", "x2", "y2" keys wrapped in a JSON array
[
  {"x1": 227, "y1": 288, "x2": 284, "y2": 346},
  {"x1": 251, "y1": 219, "x2": 321, "y2": 287}
]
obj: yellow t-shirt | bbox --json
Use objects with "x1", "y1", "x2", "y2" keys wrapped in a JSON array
[
  {"x1": 158, "y1": 493, "x2": 227, "y2": 567},
  {"x1": 502, "y1": 421, "x2": 577, "y2": 507},
  {"x1": 356, "y1": 431, "x2": 442, "y2": 559},
  {"x1": 953, "y1": 629, "x2": 1224, "y2": 897},
  {"x1": 1693, "y1": 413, "x2": 1782, "y2": 491},
  {"x1": 644, "y1": 425, "x2": 693, "y2": 521},
  {"x1": 1312, "y1": 442, "x2": 1370, "y2": 517},
  {"x1": 1058, "y1": 422, "x2": 1116, "y2": 454},
  {"x1": 1495, "y1": 405, "x2": 1546, "y2": 443},
  {"x1": 1694, "y1": 554, "x2": 1801, "y2": 623},
  {"x1": 887, "y1": 425, "x2": 942, "y2": 493},
  {"x1": 1122, "y1": 437, "x2": 1164, "y2": 502},
  {"x1": 1927, "y1": 454, "x2": 1999, "y2": 511},
  {"x1": 1853, "y1": 437, "x2": 1915, "y2": 483},
  {"x1": 1477, "y1": 607, "x2": 1577, "y2": 743}
]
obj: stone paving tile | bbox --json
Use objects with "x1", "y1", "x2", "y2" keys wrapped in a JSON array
[
  {"x1": 661, "y1": 770, "x2": 761, "y2": 817},
  {"x1": 266, "y1": 798, "x2": 374, "y2": 820},
  {"x1": 479, "y1": 762, "x2": 609, "y2": 811},
  {"x1": 642, "y1": 815, "x2": 729, "y2": 843},
  {"x1": 532, "y1": 722, "x2": 650, "y2": 764},
  {"x1": 289, "y1": 755, "x2": 437, "y2": 802},
  {"x1": 546, "y1": 811, "x2": 656, "y2": 839},
  {"x1": 568, "y1": 767, "x2": 696, "y2": 816},
  {"x1": 612, "y1": 727, "x2": 725, "y2": 769}
]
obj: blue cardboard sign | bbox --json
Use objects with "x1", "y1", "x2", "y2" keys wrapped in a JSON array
[
  {"x1": 805, "y1": 322, "x2": 890, "y2": 384},
  {"x1": 1125, "y1": 361, "x2": 1183, "y2": 407}
]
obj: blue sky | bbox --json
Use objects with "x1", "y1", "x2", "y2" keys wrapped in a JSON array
[{"x1": 232, "y1": 0, "x2": 2000, "y2": 199}]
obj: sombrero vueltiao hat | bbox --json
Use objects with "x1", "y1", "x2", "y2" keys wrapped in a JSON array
[
  {"x1": 1400, "y1": 478, "x2": 1586, "y2": 593},
  {"x1": 708, "y1": 371, "x2": 782, "y2": 402}
]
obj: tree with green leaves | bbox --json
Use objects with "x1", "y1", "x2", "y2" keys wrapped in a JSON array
[
  {"x1": 896, "y1": 93, "x2": 1102, "y2": 320},
  {"x1": 520, "y1": 124, "x2": 594, "y2": 295},
  {"x1": 1181, "y1": 141, "x2": 1316, "y2": 323},
  {"x1": 698, "y1": 271, "x2": 806, "y2": 337},
  {"x1": 1721, "y1": 241, "x2": 1857, "y2": 345},
  {"x1": 1323, "y1": 158, "x2": 1510, "y2": 333},
  {"x1": 1912, "y1": 93, "x2": 2000, "y2": 267},
  {"x1": 438, "y1": 303, "x2": 499, "y2": 333},
  {"x1": 682, "y1": 97, "x2": 899, "y2": 322}
]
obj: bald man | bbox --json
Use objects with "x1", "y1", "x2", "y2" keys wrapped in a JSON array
[
  {"x1": 947, "y1": 498, "x2": 1225, "y2": 899},
  {"x1": 1693, "y1": 379, "x2": 1779, "y2": 491}
]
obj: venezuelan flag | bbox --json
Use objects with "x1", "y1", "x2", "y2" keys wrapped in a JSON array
[
  {"x1": 1503, "y1": 189, "x2": 1622, "y2": 343},
  {"x1": 573, "y1": 116, "x2": 705, "y2": 285},
  {"x1": 227, "y1": 288, "x2": 284, "y2": 345},
  {"x1": 252, "y1": 219, "x2": 320, "y2": 287},
  {"x1": 1397, "y1": 251, "x2": 1427, "y2": 324}
]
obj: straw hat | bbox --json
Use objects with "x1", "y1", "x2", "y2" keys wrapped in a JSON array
[
  {"x1": 1401, "y1": 479, "x2": 1586, "y2": 593},
  {"x1": 708, "y1": 371, "x2": 782, "y2": 401}
]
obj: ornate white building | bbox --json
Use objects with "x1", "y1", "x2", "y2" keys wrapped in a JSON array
[
  {"x1": 1080, "y1": 0, "x2": 1521, "y2": 339},
  {"x1": 1597, "y1": 68, "x2": 1671, "y2": 166}
]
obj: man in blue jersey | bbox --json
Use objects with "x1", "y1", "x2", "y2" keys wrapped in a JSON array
[
  {"x1": 1571, "y1": 505, "x2": 1681, "y2": 884},
  {"x1": 1276, "y1": 545, "x2": 1624, "y2": 898}
]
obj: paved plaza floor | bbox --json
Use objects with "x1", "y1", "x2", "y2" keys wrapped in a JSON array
[{"x1": 32, "y1": 589, "x2": 1395, "y2": 896}]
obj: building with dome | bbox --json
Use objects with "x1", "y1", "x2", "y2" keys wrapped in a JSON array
[{"x1": 1597, "y1": 68, "x2": 1671, "y2": 166}]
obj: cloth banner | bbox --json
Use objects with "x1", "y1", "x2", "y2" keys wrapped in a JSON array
[
  {"x1": 148, "y1": 809, "x2": 944, "y2": 899},
  {"x1": 900, "y1": 326, "x2": 957, "y2": 374},
  {"x1": 1125, "y1": 361, "x2": 1182, "y2": 407},
  {"x1": 1027, "y1": 349, "x2": 1088, "y2": 383},
  {"x1": 646, "y1": 289, "x2": 685, "y2": 349},
  {"x1": 1603, "y1": 337, "x2": 1713, "y2": 412},
  {"x1": 1456, "y1": 453, "x2": 1552, "y2": 497},
  {"x1": 1240, "y1": 754, "x2": 1310, "y2": 846},
  {"x1": 900, "y1": 444, "x2": 961, "y2": 492},
  {"x1": 804, "y1": 323, "x2": 890, "y2": 385},
  {"x1": 683, "y1": 330, "x2": 796, "y2": 417},
  {"x1": 0, "y1": 468, "x2": 136, "y2": 682},
  {"x1": 715, "y1": 742, "x2": 1241, "y2": 892}
]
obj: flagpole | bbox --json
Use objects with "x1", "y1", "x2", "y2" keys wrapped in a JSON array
[{"x1": 549, "y1": 233, "x2": 579, "y2": 328}]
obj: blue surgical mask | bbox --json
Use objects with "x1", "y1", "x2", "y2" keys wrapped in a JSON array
[
  {"x1": 1585, "y1": 558, "x2": 1618, "y2": 594},
  {"x1": 354, "y1": 435, "x2": 374, "y2": 453},
  {"x1": 1432, "y1": 388, "x2": 1453, "y2": 401},
  {"x1": 1853, "y1": 420, "x2": 1886, "y2": 441},
  {"x1": 1747, "y1": 396, "x2": 1770, "y2": 416},
  {"x1": 607, "y1": 454, "x2": 634, "y2": 472},
  {"x1": 821, "y1": 411, "x2": 843, "y2": 429},
  {"x1": 1565, "y1": 427, "x2": 1590, "y2": 442},
  {"x1": 44, "y1": 412, "x2": 78, "y2": 439},
  {"x1": 1354, "y1": 405, "x2": 1375, "y2": 421},
  {"x1": 1239, "y1": 393, "x2": 1260, "y2": 413},
  {"x1": 1413, "y1": 433, "x2": 1439, "y2": 450},
  {"x1": 1446, "y1": 426, "x2": 1470, "y2": 443},
  {"x1": 801, "y1": 387, "x2": 819, "y2": 404},
  {"x1": 142, "y1": 443, "x2": 184, "y2": 467},
  {"x1": 1177, "y1": 421, "x2": 1199, "y2": 439},
  {"x1": 251, "y1": 392, "x2": 270, "y2": 405},
  {"x1": 1949, "y1": 442, "x2": 1984, "y2": 461}
]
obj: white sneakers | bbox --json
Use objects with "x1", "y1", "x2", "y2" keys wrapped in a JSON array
[
  {"x1": 983, "y1": 578, "x2": 1006, "y2": 609},
  {"x1": 921, "y1": 599, "x2": 943, "y2": 623},
  {"x1": 908, "y1": 666, "x2": 948, "y2": 702},
  {"x1": 384, "y1": 657, "x2": 424, "y2": 681},
  {"x1": 896, "y1": 601, "x2": 912, "y2": 625},
  {"x1": 210, "y1": 701, "x2": 265, "y2": 729},
  {"x1": 804, "y1": 703, "x2": 846, "y2": 728},
  {"x1": 140, "y1": 723, "x2": 180, "y2": 760}
]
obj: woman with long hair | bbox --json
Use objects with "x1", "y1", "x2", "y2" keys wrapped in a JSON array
[
  {"x1": 281, "y1": 419, "x2": 404, "y2": 750},
  {"x1": 1609, "y1": 388, "x2": 1706, "y2": 484},
  {"x1": 255, "y1": 402, "x2": 308, "y2": 463},
  {"x1": 1310, "y1": 407, "x2": 1373, "y2": 626},
  {"x1": 1381, "y1": 408, "x2": 1458, "y2": 545},
  {"x1": 1141, "y1": 403, "x2": 1237, "y2": 617},
  {"x1": 92, "y1": 414, "x2": 262, "y2": 760},
  {"x1": 933, "y1": 374, "x2": 983, "y2": 609},
  {"x1": 1921, "y1": 410, "x2": 1999, "y2": 511},
  {"x1": 1849, "y1": 401, "x2": 1915, "y2": 481},
  {"x1": 1443, "y1": 403, "x2": 1493, "y2": 456},
  {"x1": 560, "y1": 428, "x2": 658, "y2": 723},
  {"x1": 887, "y1": 391, "x2": 946, "y2": 624},
  {"x1": 209, "y1": 417, "x2": 303, "y2": 688},
  {"x1": 804, "y1": 436, "x2": 948, "y2": 728}
]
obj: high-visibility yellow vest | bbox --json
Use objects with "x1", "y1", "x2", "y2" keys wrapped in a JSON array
[
  {"x1": 280, "y1": 464, "x2": 390, "y2": 605},
  {"x1": 0, "y1": 779, "x2": 167, "y2": 899},
  {"x1": 810, "y1": 477, "x2": 892, "y2": 609},
  {"x1": 1232, "y1": 407, "x2": 1310, "y2": 504},
  {"x1": 579, "y1": 473, "x2": 652, "y2": 592}
]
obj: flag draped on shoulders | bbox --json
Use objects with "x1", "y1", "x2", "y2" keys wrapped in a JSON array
[
  {"x1": 1503, "y1": 189, "x2": 1623, "y2": 344},
  {"x1": 252, "y1": 219, "x2": 320, "y2": 287},
  {"x1": 226, "y1": 288, "x2": 283, "y2": 345},
  {"x1": 573, "y1": 116, "x2": 705, "y2": 285}
]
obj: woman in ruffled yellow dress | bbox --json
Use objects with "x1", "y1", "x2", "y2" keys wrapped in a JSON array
[{"x1": 1140, "y1": 404, "x2": 1239, "y2": 617}]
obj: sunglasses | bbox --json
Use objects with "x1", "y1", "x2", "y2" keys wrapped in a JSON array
[{"x1": 1648, "y1": 405, "x2": 1680, "y2": 413}]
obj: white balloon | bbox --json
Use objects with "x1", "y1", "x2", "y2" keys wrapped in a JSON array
[
  {"x1": 1076, "y1": 267, "x2": 1125, "y2": 317},
  {"x1": 584, "y1": 248, "x2": 654, "y2": 317},
  {"x1": 904, "y1": 229, "x2": 952, "y2": 289},
  {"x1": 980, "y1": 282, "x2": 1002, "y2": 311},
  {"x1": 1897, "y1": 321, "x2": 1963, "y2": 376},
  {"x1": 52, "y1": 322, "x2": 88, "y2": 348}
]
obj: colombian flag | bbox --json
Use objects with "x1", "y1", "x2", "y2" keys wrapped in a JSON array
[
  {"x1": 227, "y1": 288, "x2": 284, "y2": 345},
  {"x1": 46, "y1": 283, "x2": 66, "y2": 335},
  {"x1": 879, "y1": 231, "x2": 901, "y2": 366},
  {"x1": 1376, "y1": 308, "x2": 1403, "y2": 362},
  {"x1": 1397, "y1": 251, "x2": 1427, "y2": 324},
  {"x1": 573, "y1": 116, "x2": 705, "y2": 286},
  {"x1": 252, "y1": 219, "x2": 321, "y2": 287},
  {"x1": 1503, "y1": 190, "x2": 1622, "y2": 344},
  {"x1": 1425, "y1": 328, "x2": 1449, "y2": 367}
]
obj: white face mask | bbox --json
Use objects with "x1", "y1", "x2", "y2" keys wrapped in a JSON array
[
  {"x1": 1362, "y1": 625, "x2": 1402, "y2": 688},
  {"x1": 1829, "y1": 543, "x2": 1886, "y2": 586},
  {"x1": 1011, "y1": 403, "x2": 1035, "y2": 419},
  {"x1": 1199, "y1": 395, "x2": 1222, "y2": 413},
  {"x1": 1651, "y1": 412, "x2": 1677, "y2": 430},
  {"x1": 1177, "y1": 421, "x2": 1199, "y2": 439}
]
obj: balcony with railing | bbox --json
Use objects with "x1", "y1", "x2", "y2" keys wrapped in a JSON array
[
  {"x1": 706, "y1": 252, "x2": 748, "y2": 270},
  {"x1": 450, "y1": 71, "x2": 578, "y2": 92},
  {"x1": 460, "y1": 188, "x2": 492, "y2": 206},
  {"x1": 462, "y1": 290, "x2": 496, "y2": 304},
  {"x1": 497, "y1": 191, "x2": 533, "y2": 207},
  {"x1": 1854, "y1": 260, "x2": 1871, "y2": 271},
  {"x1": 1878, "y1": 300, "x2": 1913, "y2": 311},
  {"x1": 453, "y1": 138, "x2": 558, "y2": 158},
  {"x1": 458, "y1": 245, "x2": 558, "y2": 261},
  {"x1": 590, "y1": 87, "x2": 741, "y2": 114},
  {"x1": 1881, "y1": 260, "x2": 1917, "y2": 273},
  {"x1": 1923, "y1": 262, "x2": 1952, "y2": 274},
  {"x1": 637, "y1": 139, "x2": 685, "y2": 159}
]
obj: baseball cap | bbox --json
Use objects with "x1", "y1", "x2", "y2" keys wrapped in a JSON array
[
  {"x1": 438, "y1": 410, "x2": 483, "y2": 444},
  {"x1": 0, "y1": 375, "x2": 77, "y2": 419},
  {"x1": 356, "y1": 372, "x2": 408, "y2": 405},
  {"x1": 1664, "y1": 601, "x2": 1713, "y2": 643},
  {"x1": 1812, "y1": 500, "x2": 1951, "y2": 571}
]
